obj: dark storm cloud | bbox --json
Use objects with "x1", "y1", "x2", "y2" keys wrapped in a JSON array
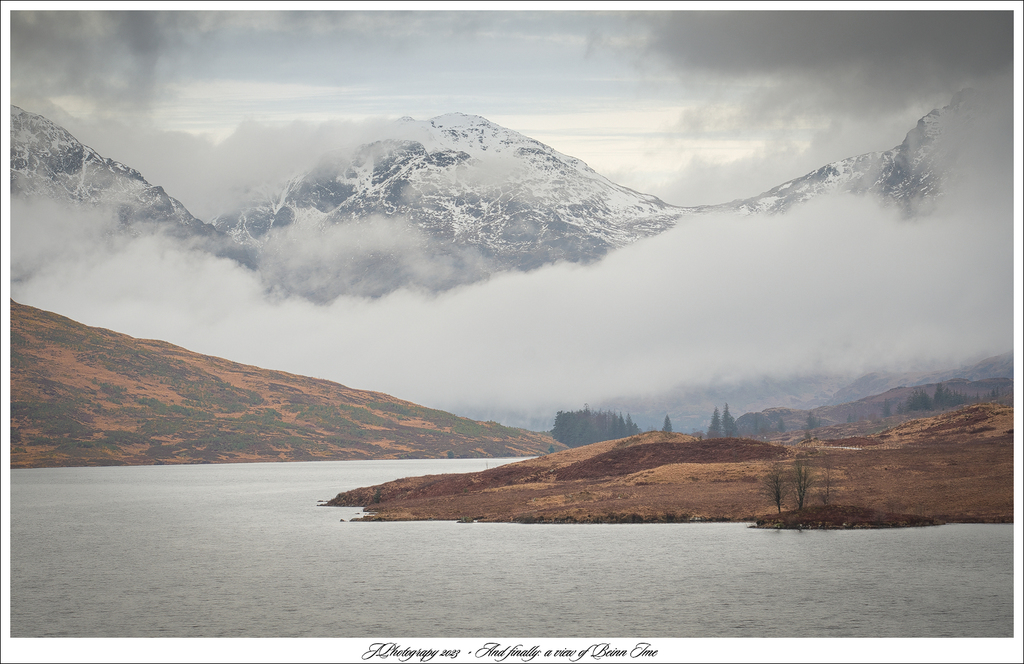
[
  {"x1": 10, "y1": 11, "x2": 210, "y2": 107},
  {"x1": 12, "y1": 10, "x2": 1012, "y2": 112},
  {"x1": 637, "y1": 11, "x2": 1013, "y2": 111},
  {"x1": 643, "y1": 12, "x2": 1011, "y2": 76}
]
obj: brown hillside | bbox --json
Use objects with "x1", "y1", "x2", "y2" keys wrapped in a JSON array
[
  {"x1": 9, "y1": 300, "x2": 559, "y2": 467},
  {"x1": 553, "y1": 438, "x2": 789, "y2": 480},
  {"x1": 326, "y1": 406, "x2": 1014, "y2": 524}
]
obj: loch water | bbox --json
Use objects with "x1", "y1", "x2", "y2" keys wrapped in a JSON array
[{"x1": 9, "y1": 459, "x2": 1014, "y2": 642}]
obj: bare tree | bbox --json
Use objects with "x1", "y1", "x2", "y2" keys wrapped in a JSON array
[
  {"x1": 761, "y1": 463, "x2": 790, "y2": 513},
  {"x1": 793, "y1": 459, "x2": 814, "y2": 510},
  {"x1": 817, "y1": 453, "x2": 836, "y2": 506}
]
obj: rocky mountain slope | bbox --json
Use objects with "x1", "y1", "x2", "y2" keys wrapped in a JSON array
[
  {"x1": 709, "y1": 89, "x2": 988, "y2": 216},
  {"x1": 10, "y1": 106, "x2": 249, "y2": 266},
  {"x1": 12, "y1": 107, "x2": 208, "y2": 238},
  {"x1": 217, "y1": 114, "x2": 680, "y2": 254},
  {"x1": 9, "y1": 300, "x2": 559, "y2": 468},
  {"x1": 325, "y1": 403, "x2": 1013, "y2": 524}
]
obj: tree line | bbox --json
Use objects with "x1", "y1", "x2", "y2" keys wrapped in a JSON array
[
  {"x1": 551, "y1": 406, "x2": 641, "y2": 448},
  {"x1": 899, "y1": 383, "x2": 975, "y2": 413}
]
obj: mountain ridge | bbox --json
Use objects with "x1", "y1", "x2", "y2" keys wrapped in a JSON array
[
  {"x1": 11, "y1": 92, "x2": 987, "y2": 300},
  {"x1": 10, "y1": 105, "x2": 252, "y2": 266}
]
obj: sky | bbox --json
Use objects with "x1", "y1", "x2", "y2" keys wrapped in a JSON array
[
  {"x1": 7, "y1": 7, "x2": 1016, "y2": 210},
  {"x1": 3, "y1": 5, "x2": 1022, "y2": 430}
]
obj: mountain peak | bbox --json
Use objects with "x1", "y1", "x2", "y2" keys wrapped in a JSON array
[
  {"x1": 428, "y1": 111, "x2": 491, "y2": 126},
  {"x1": 389, "y1": 112, "x2": 553, "y2": 161}
]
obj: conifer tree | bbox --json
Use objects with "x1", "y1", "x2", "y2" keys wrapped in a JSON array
[
  {"x1": 905, "y1": 388, "x2": 932, "y2": 412},
  {"x1": 662, "y1": 415, "x2": 673, "y2": 432},
  {"x1": 722, "y1": 403, "x2": 737, "y2": 437},
  {"x1": 932, "y1": 383, "x2": 968, "y2": 410},
  {"x1": 707, "y1": 407, "x2": 722, "y2": 438}
]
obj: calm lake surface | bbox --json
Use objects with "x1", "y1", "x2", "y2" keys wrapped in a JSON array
[{"x1": 9, "y1": 459, "x2": 1014, "y2": 640}]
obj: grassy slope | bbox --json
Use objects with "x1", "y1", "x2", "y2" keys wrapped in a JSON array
[{"x1": 10, "y1": 300, "x2": 559, "y2": 467}]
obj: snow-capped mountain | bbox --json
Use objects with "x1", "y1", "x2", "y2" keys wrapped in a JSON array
[
  {"x1": 11, "y1": 93, "x2": 987, "y2": 300},
  {"x1": 214, "y1": 113, "x2": 681, "y2": 271},
  {"x1": 10, "y1": 106, "x2": 225, "y2": 242},
  {"x1": 711, "y1": 89, "x2": 985, "y2": 216}
]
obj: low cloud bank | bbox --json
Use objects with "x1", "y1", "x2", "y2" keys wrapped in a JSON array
[
  {"x1": 257, "y1": 216, "x2": 492, "y2": 301},
  {"x1": 10, "y1": 185, "x2": 1014, "y2": 429}
]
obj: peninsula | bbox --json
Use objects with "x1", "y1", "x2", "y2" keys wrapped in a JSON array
[{"x1": 326, "y1": 403, "x2": 1014, "y2": 525}]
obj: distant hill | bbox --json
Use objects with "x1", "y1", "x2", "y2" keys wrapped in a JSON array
[
  {"x1": 735, "y1": 376, "x2": 1013, "y2": 443},
  {"x1": 9, "y1": 300, "x2": 558, "y2": 468},
  {"x1": 826, "y1": 352, "x2": 1013, "y2": 404},
  {"x1": 597, "y1": 352, "x2": 1012, "y2": 435}
]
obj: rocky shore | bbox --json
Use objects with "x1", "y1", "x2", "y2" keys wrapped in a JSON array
[{"x1": 753, "y1": 504, "x2": 944, "y2": 529}]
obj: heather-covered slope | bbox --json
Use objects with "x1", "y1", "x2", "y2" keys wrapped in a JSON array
[{"x1": 9, "y1": 300, "x2": 559, "y2": 467}]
